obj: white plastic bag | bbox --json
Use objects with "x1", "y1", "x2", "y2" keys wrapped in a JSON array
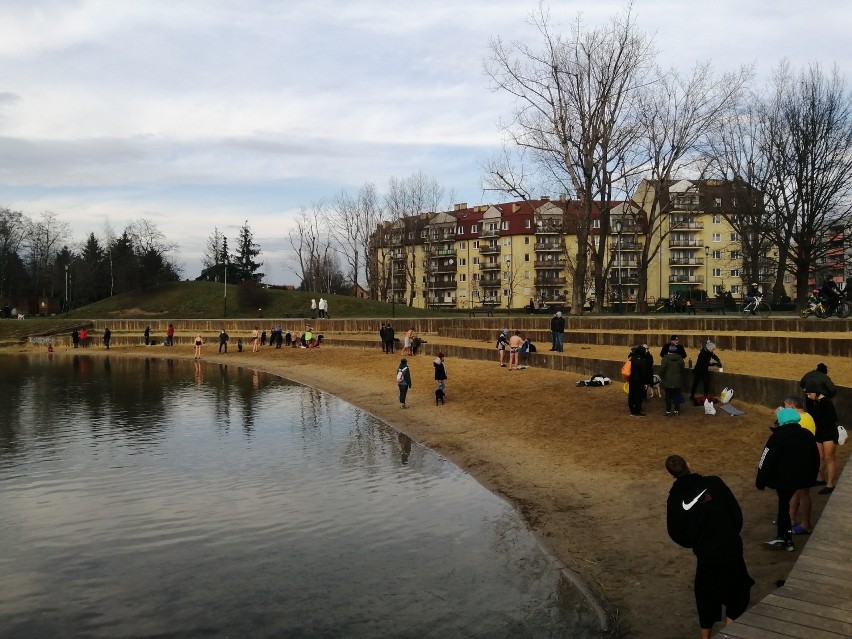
[
  {"x1": 838, "y1": 425, "x2": 848, "y2": 446},
  {"x1": 720, "y1": 387, "x2": 734, "y2": 404},
  {"x1": 704, "y1": 399, "x2": 717, "y2": 415}
]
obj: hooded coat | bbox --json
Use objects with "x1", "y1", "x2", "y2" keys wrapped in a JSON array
[
  {"x1": 659, "y1": 352, "x2": 685, "y2": 389},
  {"x1": 756, "y1": 424, "x2": 819, "y2": 491}
]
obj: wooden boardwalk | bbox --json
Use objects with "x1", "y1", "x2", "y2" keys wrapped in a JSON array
[{"x1": 716, "y1": 465, "x2": 852, "y2": 638}]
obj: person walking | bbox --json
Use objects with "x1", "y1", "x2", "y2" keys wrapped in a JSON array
[
  {"x1": 144, "y1": 326, "x2": 151, "y2": 346},
  {"x1": 103, "y1": 327, "x2": 111, "y2": 350},
  {"x1": 627, "y1": 345, "x2": 653, "y2": 417},
  {"x1": 310, "y1": 298, "x2": 317, "y2": 319},
  {"x1": 251, "y1": 326, "x2": 259, "y2": 352},
  {"x1": 218, "y1": 329, "x2": 229, "y2": 353},
  {"x1": 660, "y1": 346, "x2": 686, "y2": 416},
  {"x1": 396, "y1": 358, "x2": 412, "y2": 408},
  {"x1": 379, "y1": 323, "x2": 387, "y2": 353},
  {"x1": 194, "y1": 334, "x2": 203, "y2": 359},
  {"x1": 665, "y1": 455, "x2": 754, "y2": 639},
  {"x1": 805, "y1": 386, "x2": 840, "y2": 495},
  {"x1": 550, "y1": 311, "x2": 565, "y2": 352},
  {"x1": 690, "y1": 340, "x2": 722, "y2": 401},
  {"x1": 756, "y1": 408, "x2": 820, "y2": 551},
  {"x1": 780, "y1": 397, "x2": 817, "y2": 534}
]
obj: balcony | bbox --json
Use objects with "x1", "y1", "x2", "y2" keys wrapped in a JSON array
[
  {"x1": 429, "y1": 298, "x2": 457, "y2": 307},
  {"x1": 535, "y1": 222, "x2": 563, "y2": 234},
  {"x1": 535, "y1": 276, "x2": 567, "y2": 286},
  {"x1": 429, "y1": 279, "x2": 457, "y2": 289},
  {"x1": 669, "y1": 239, "x2": 702, "y2": 248},
  {"x1": 534, "y1": 259, "x2": 566, "y2": 269},
  {"x1": 479, "y1": 262, "x2": 501, "y2": 271},
  {"x1": 480, "y1": 229, "x2": 500, "y2": 238},
  {"x1": 619, "y1": 241, "x2": 642, "y2": 251},
  {"x1": 668, "y1": 275, "x2": 705, "y2": 284},
  {"x1": 478, "y1": 277, "x2": 501, "y2": 286},
  {"x1": 534, "y1": 243, "x2": 563, "y2": 252},
  {"x1": 669, "y1": 257, "x2": 704, "y2": 266},
  {"x1": 670, "y1": 221, "x2": 704, "y2": 230},
  {"x1": 432, "y1": 263, "x2": 457, "y2": 274},
  {"x1": 430, "y1": 247, "x2": 456, "y2": 257},
  {"x1": 479, "y1": 245, "x2": 500, "y2": 255}
]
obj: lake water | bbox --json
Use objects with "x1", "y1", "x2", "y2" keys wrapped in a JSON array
[{"x1": 0, "y1": 355, "x2": 602, "y2": 638}]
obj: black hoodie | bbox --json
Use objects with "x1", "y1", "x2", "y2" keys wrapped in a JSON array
[{"x1": 667, "y1": 472, "x2": 743, "y2": 557}]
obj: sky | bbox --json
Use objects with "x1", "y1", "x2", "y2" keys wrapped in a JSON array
[{"x1": 1, "y1": 0, "x2": 850, "y2": 285}]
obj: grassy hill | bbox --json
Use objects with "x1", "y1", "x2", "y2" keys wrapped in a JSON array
[{"x1": 0, "y1": 282, "x2": 448, "y2": 342}]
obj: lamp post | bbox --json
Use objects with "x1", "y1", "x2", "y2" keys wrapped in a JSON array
[
  {"x1": 223, "y1": 258, "x2": 228, "y2": 318},
  {"x1": 704, "y1": 245, "x2": 710, "y2": 301},
  {"x1": 614, "y1": 220, "x2": 623, "y2": 313},
  {"x1": 64, "y1": 264, "x2": 69, "y2": 314}
]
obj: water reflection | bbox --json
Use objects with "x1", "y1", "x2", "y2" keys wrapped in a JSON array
[{"x1": 0, "y1": 355, "x2": 603, "y2": 638}]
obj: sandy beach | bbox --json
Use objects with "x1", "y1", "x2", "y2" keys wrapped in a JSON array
[{"x1": 8, "y1": 338, "x2": 850, "y2": 638}]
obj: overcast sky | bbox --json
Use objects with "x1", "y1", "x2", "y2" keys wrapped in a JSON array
[{"x1": 1, "y1": 0, "x2": 850, "y2": 285}]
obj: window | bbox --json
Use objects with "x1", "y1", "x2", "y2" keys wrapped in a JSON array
[
  {"x1": 503, "y1": 272, "x2": 509, "y2": 280},
  {"x1": 459, "y1": 274, "x2": 466, "y2": 282},
  {"x1": 524, "y1": 236, "x2": 530, "y2": 245},
  {"x1": 458, "y1": 241, "x2": 466, "y2": 249},
  {"x1": 504, "y1": 254, "x2": 511, "y2": 263},
  {"x1": 420, "y1": 230, "x2": 427, "y2": 238},
  {"x1": 712, "y1": 268, "x2": 721, "y2": 277},
  {"x1": 524, "y1": 254, "x2": 530, "y2": 262},
  {"x1": 712, "y1": 214, "x2": 721, "y2": 224},
  {"x1": 730, "y1": 269, "x2": 740, "y2": 277},
  {"x1": 730, "y1": 251, "x2": 740, "y2": 260},
  {"x1": 524, "y1": 219, "x2": 531, "y2": 229},
  {"x1": 457, "y1": 226, "x2": 463, "y2": 235},
  {"x1": 473, "y1": 273, "x2": 479, "y2": 281},
  {"x1": 501, "y1": 221, "x2": 509, "y2": 231},
  {"x1": 473, "y1": 257, "x2": 479, "y2": 265},
  {"x1": 503, "y1": 238, "x2": 511, "y2": 246},
  {"x1": 524, "y1": 271, "x2": 530, "y2": 279},
  {"x1": 730, "y1": 232, "x2": 739, "y2": 242},
  {"x1": 712, "y1": 233, "x2": 721, "y2": 242},
  {"x1": 713, "y1": 285, "x2": 722, "y2": 295},
  {"x1": 731, "y1": 285, "x2": 740, "y2": 294},
  {"x1": 712, "y1": 250, "x2": 721, "y2": 259},
  {"x1": 407, "y1": 232, "x2": 413, "y2": 239},
  {"x1": 473, "y1": 240, "x2": 479, "y2": 249},
  {"x1": 591, "y1": 219, "x2": 600, "y2": 229},
  {"x1": 471, "y1": 225, "x2": 478, "y2": 234},
  {"x1": 459, "y1": 258, "x2": 466, "y2": 266},
  {"x1": 714, "y1": 198, "x2": 721, "y2": 207}
]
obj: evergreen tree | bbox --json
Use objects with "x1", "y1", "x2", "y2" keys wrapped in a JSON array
[{"x1": 233, "y1": 221, "x2": 264, "y2": 282}]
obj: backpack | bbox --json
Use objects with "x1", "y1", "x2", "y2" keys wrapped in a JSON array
[
  {"x1": 621, "y1": 359, "x2": 631, "y2": 380},
  {"x1": 396, "y1": 367, "x2": 407, "y2": 383}
]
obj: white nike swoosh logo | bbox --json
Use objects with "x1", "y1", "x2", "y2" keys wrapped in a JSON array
[{"x1": 682, "y1": 489, "x2": 707, "y2": 510}]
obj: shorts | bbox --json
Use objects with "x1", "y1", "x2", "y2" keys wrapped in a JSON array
[
  {"x1": 510, "y1": 347, "x2": 519, "y2": 353},
  {"x1": 815, "y1": 425, "x2": 839, "y2": 444},
  {"x1": 404, "y1": 338, "x2": 412, "y2": 348},
  {"x1": 497, "y1": 344, "x2": 506, "y2": 351}
]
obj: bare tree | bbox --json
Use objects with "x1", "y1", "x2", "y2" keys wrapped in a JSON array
[
  {"x1": 23, "y1": 211, "x2": 70, "y2": 298},
  {"x1": 760, "y1": 61, "x2": 852, "y2": 303},
  {"x1": 484, "y1": 2, "x2": 655, "y2": 313},
  {"x1": 384, "y1": 172, "x2": 444, "y2": 306},
  {"x1": 203, "y1": 227, "x2": 225, "y2": 270},
  {"x1": 328, "y1": 182, "x2": 381, "y2": 295},
  {"x1": 0, "y1": 208, "x2": 29, "y2": 302},
  {"x1": 287, "y1": 203, "x2": 335, "y2": 292},
  {"x1": 632, "y1": 62, "x2": 751, "y2": 309}
]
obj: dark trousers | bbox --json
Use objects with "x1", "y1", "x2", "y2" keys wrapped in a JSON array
[
  {"x1": 385, "y1": 339, "x2": 394, "y2": 353},
  {"x1": 775, "y1": 487, "x2": 796, "y2": 540},
  {"x1": 664, "y1": 387, "x2": 680, "y2": 412},
  {"x1": 219, "y1": 342, "x2": 227, "y2": 353},
  {"x1": 628, "y1": 381, "x2": 645, "y2": 415},
  {"x1": 691, "y1": 370, "x2": 711, "y2": 398},
  {"x1": 398, "y1": 383, "x2": 409, "y2": 405}
]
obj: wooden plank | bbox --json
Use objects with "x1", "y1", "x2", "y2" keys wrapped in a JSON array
[
  {"x1": 763, "y1": 593, "x2": 852, "y2": 626},
  {"x1": 757, "y1": 599, "x2": 852, "y2": 635},
  {"x1": 730, "y1": 609, "x2": 847, "y2": 638},
  {"x1": 773, "y1": 586, "x2": 852, "y2": 613},
  {"x1": 784, "y1": 574, "x2": 848, "y2": 595},
  {"x1": 794, "y1": 555, "x2": 852, "y2": 578}
]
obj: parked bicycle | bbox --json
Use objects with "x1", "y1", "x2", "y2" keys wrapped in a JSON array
[
  {"x1": 800, "y1": 290, "x2": 851, "y2": 319},
  {"x1": 740, "y1": 295, "x2": 771, "y2": 318}
]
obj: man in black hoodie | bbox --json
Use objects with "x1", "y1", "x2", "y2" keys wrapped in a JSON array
[{"x1": 666, "y1": 455, "x2": 754, "y2": 639}]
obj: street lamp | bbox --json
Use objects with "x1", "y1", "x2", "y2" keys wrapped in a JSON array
[
  {"x1": 223, "y1": 256, "x2": 228, "y2": 317},
  {"x1": 704, "y1": 245, "x2": 710, "y2": 301},
  {"x1": 614, "y1": 220, "x2": 623, "y2": 313}
]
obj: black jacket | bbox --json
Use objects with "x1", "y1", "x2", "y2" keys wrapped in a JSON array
[
  {"x1": 667, "y1": 473, "x2": 743, "y2": 557},
  {"x1": 799, "y1": 370, "x2": 837, "y2": 398},
  {"x1": 756, "y1": 424, "x2": 820, "y2": 490},
  {"x1": 628, "y1": 348, "x2": 653, "y2": 385},
  {"x1": 694, "y1": 347, "x2": 722, "y2": 373},
  {"x1": 550, "y1": 316, "x2": 565, "y2": 332},
  {"x1": 660, "y1": 343, "x2": 687, "y2": 360}
]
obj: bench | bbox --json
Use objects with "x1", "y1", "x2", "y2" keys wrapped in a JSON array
[
  {"x1": 691, "y1": 299, "x2": 727, "y2": 314},
  {"x1": 468, "y1": 305, "x2": 497, "y2": 317}
]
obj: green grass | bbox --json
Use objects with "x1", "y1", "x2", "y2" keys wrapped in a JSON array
[{"x1": 0, "y1": 281, "x2": 450, "y2": 341}]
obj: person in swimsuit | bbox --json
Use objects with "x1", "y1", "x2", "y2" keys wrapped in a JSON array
[{"x1": 194, "y1": 335, "x2": 203, "y2": 359}]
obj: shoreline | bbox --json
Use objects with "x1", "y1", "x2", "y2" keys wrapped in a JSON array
[{"x1": 7, "y1": 341, "x2": 850, "y2": 638}]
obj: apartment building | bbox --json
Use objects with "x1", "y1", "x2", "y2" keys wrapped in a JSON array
[{"x1": 370, "y1": 179, "x2": 793, "y2": 310}]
